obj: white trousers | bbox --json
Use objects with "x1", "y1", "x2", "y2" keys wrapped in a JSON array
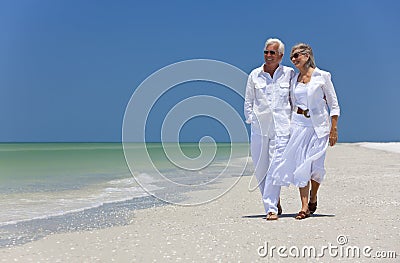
[{"x1": 251, "y1": 133, "x2": 289, "y2": 214}]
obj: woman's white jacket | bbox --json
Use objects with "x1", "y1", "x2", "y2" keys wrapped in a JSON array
[{"x1": 291, "y1": 67, "x2": 340, "y2": 138}]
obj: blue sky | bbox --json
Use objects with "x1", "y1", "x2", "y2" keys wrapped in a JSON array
[{"x1": 1, "y1": 0, "x2": 399, "y2": 142}]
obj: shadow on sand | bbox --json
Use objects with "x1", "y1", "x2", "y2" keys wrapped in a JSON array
[{"x1": 242, "y1": 213, "x2": 335, "y2": 219}]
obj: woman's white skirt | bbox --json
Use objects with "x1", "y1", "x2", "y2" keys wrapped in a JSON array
[{"x1": 270, "y1": 116, "x2": 329, "y2": 188}]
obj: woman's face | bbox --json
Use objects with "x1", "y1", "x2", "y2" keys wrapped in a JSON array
[{"x1": 290, "y1": 49, "x2": 309, "y2": 69}]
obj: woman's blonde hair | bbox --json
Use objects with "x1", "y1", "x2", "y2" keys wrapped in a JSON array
[{"x1": 291, "y1": 43, "x2": 316, "y2": 69}]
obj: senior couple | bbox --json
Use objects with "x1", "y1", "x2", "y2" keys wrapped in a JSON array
[{"x1": 244, "y1": 38, "x2": 340, "y2": 220}]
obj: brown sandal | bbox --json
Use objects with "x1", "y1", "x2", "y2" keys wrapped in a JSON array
[
  {"x1": 295, "y1": 210, "x2": 310, "y2": 220},
  {"x1": 308, "y1": 190, "x2": 317, "y2": 214},
  {"x1": 308, "y1": 201, "x2": 317, "y2": 214},
  {"x1": 266, "y1": 212, "x2": 278, "y2": 221}
]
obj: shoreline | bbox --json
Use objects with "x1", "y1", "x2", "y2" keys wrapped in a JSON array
[
  {"x1": 0, "y1": 141, "x2": 250, "y2": 248},
  {"x1": 1, "y1": 143, "x2": 399, "y2": 262},
  {"x1": 0, "y1": 195, "x2": 167, "y2": 248}
]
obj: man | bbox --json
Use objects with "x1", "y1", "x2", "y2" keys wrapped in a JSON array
[{"x1": 244, "y1": 38, "x2": 294, "y2": 220}]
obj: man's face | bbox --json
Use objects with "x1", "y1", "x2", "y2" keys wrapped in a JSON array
[{"x1": 264, "y1": 43, "x2": 283, "y2": 67}]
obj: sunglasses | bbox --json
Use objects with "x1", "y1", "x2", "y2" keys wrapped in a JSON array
[
  {"x1": 290, "y1": 52, "x2": 303, "y2": 59},
  {"x1": 264, "y1": 50, "x2": 277, "y2": 55}
]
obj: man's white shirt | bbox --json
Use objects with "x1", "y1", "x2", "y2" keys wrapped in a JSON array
[{"x1": 244, "y1": 64, "x2": 295, "y2": 136}]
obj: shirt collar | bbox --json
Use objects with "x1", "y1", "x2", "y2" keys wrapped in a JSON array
[
  {"x1": 311, "y1": 67, "x2": 322, "y2": 77},
  {"x1": 257, "y1": 64, "x2": 283, "y2": 77}
]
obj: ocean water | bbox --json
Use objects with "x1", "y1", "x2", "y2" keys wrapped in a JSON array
[
  {"x1": 0, "y1": 143, "x2": 137, "y2": 227},
  {"x1": 0, "y1": 142, "x2": 250, "y2": 247}
]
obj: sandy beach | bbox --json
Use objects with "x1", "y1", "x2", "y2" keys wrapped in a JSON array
[{"x1": 1, "y1": 143, "x2": 399, "y2": 262}]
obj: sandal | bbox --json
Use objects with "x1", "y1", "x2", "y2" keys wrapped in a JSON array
[
  {"x1": 308, "y1": 201, "x2": 317, "y2": 214},
  {"x1": 295, "y1": 210, "x2": 310, "y2": 220},
  {"x1": 308, "y1": 191, "x2": 317, "y2": 214},
  {"x1": 266, "y1": 212, "x2": 278, "y2": 221}
]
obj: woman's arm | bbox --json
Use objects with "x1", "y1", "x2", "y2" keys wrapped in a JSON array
[
  {"x1": 329, "y1": 115, "x2": 339, "y2": 146},
  {"x1": 322, "y1": 72, "x2": 340, "y2": 117},
  {"x1": 322, "y1": 71, "x2": 340, "y2": 146}
]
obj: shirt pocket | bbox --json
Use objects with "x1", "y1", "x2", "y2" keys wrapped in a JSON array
[
  {"x1": 275, "y1": 82, "x2": 290, "y2": 109},
  {"x1": 279, "y1": 82, "x2": 290, "y2": 95},
  {"x1": 254, "y1": 83, "x2": 266, "y2": 99}
]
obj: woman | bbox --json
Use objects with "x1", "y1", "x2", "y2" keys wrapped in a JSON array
[{"x1": 270, "y1": 43, "x2": 340, "y2": 219}]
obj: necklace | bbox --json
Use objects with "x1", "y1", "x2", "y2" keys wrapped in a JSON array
[
  {"x1": 298, "y1": 74, "x2": 309, "y2": 84},
  {"x1": 298, "y1": 68, "x2": 314, "y2": 84}
]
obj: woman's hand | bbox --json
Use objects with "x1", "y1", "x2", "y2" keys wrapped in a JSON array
[
  {"x1": 329, "y1": 115, "x2": 339, "y2": 146},
  {"x1": 329, "y1": 127, "x2": 338, "y2": 146}
]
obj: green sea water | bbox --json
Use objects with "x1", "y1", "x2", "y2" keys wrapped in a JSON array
[
  {"x1": 0, "y1": 142, "x2": 250, "y2": 226},
  {"x1": 0, "y1": 143, "x2": 129, "y2": 192}
]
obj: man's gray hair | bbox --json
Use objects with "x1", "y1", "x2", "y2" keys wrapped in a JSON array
[{"x1": 264, "y1": 38, "x2": 285, "y2": 54}]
